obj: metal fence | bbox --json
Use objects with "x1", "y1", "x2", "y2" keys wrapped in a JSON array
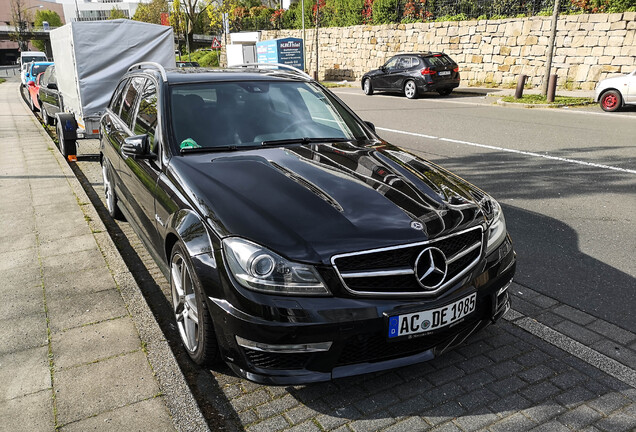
[{"x1": 0, "y1": 66, "x2": 19, "y2": 77}]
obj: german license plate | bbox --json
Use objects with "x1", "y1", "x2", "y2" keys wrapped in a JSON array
[
  {"x1": 388, "y1": 293, "x2": 476, "y2": 339},
  {"x1": 439, "y1": 71, "x2": 451, "y2": 76}
]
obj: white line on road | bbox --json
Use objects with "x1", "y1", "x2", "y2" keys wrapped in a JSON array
[
  {"x1": 505, "y1": 310, "x2": 636, "y2": 389},
  {"x1": 376, "y1": 127, "x2": 636, "y2": 175}
]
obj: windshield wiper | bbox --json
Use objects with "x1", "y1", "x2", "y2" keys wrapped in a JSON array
[
  {"x1": 261, "y1": 137, "x2": 350, "y2": 147},
  {"x1": 180, "y1": 145, "x2": 258, "y2": 154}
]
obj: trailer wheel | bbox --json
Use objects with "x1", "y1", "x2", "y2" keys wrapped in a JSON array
[{"x1": 56, "y1": 113, "x2": 77, "y2": 158}]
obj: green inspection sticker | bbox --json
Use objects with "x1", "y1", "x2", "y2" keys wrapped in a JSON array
[{"x1": 180, "y1": 138, "x2": 201, "y2": 150}]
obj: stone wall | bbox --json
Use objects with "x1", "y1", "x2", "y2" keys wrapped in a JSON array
[{"x1": 260, "y1": 12, "x2": 635, "y2": 89}]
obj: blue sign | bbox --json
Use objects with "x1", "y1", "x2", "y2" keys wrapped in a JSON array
[{"x1": 256, "y1": 38, "x2": 304, "y2": 71}]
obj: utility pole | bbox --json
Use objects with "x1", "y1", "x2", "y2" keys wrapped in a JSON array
[
  {"x1": 301, "y1": 0, "x2": 305, "y2": 71},
  {"x1": 314, "y1": 0, "x2": 319, "y2": 80},
  {"x1": 541, "y1": 0, "x2": 561, "y2": 96}
]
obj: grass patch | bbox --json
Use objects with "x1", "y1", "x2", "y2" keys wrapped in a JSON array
[
  {"x1": 0, "y1": 78, "x2": 6, "y2": 84},
  {"x1": 501, "y1": 94, "x2": 594, "y2": 106},
  {"x1": 320, "y1": 81, "x2": 352, "y2": 88}
]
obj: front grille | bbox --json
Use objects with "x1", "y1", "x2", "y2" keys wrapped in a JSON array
[
  {"x1": 336, "y1": 319, "x2": 478, "y2": 366},
  {"x1": 332, "y1": 226, "x2": 483, "y2": 296},
  {"x1": 243, "y1": 349, "x2": 311, "y2": 370}
]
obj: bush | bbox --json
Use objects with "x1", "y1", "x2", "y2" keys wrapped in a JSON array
[
  {"x1": 184, "y1": 50, "x2": 220, "y2": 67},
  {"x1": 372, "y1": 0, "x2": 399, "y2": 23}
]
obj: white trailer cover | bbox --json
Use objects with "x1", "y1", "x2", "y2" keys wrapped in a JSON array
[{"x1": 50, "y1": 20, "x2": 175, "y2": 126}]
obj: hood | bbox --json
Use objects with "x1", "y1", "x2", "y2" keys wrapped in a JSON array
[
  {"x1": 170, "y1": 142, "x2": 488, "y2": 264},
  {"x1": 597, "y1": 73, "x2": 632, "y2": 95}
]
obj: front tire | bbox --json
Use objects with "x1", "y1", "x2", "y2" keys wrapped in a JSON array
[
  {"x1": 363, "y1": 78, "x2": 374, "y2": 95},
  {"x1": 404, "y1": 80, "x2": 418, "y2": 99},
  {"x1": 600, "y1": 90, "x2": 622, "y2": 112},
  {"x1": 41, "y1": 104, "x2": 54, "y2": 126},
  {"x1": 170, "y1": 242, "x2": 220, "y2": 366}
]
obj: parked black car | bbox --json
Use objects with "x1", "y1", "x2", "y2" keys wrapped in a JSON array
[
  {"x1": 362, "y1": 53, "x2": 460, "y2": 99},
  {"x1": 100, "y1": 63, "x2": 515, "y2": 385},
  {"x1": 38, "y1": 64, "x2": 62, "y2": 126},
  {"x1": 176, "y1": 61, "x2": 201, "y2": 68}
]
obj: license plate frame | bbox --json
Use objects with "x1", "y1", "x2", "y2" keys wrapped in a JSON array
[
  {"x1": 438, "y1": 70, "x2": 451, "y2": 76},
  {"x1": 387, "y1": 292, "x2": 477, "y2": 339}
]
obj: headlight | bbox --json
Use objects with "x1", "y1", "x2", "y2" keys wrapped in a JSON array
[
  {"x1": 222, "y1": 237, "x2": 330, "y2": 296},
  {"x1": 484, "y1": 197, "x2": 507, "y2": 256}
]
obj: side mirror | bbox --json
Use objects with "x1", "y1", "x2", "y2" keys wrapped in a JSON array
[
  {"x1": 122, "y1": 135, "x2": 154, "y2": 159},
  {"x1": 364, "y1": 121, "x2": 376, "y2": 132},
  {"x1": 380, "y1": 66, "x2": 386, "y2": 72},
  {"x1": 47, "y1": 82, "x2": 57, "y2": 90}
]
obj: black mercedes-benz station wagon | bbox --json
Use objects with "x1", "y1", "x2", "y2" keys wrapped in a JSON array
[{"x1": 100, "y1": 63, "x2": 515, "y2": 385}]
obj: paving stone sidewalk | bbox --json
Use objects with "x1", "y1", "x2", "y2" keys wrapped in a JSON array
[{"x1": 0, "y1": 78, "x2": 206, "y2": 431}]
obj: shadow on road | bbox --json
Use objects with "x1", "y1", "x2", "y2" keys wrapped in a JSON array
[{"x1": 417, "y1": 150, "x2": 636, "y2": 332}]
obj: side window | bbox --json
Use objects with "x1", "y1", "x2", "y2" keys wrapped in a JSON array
[
  {"x1": 49, "y1": 67, "x2": 57, "y2": 86},
  {"x1": 40, "y1": 67, "x2": 50, "y2": 87},
  {"x1": 133, "y1": 79, "x2": 159, "y2": 152},
  {"x1": 384, "y1": 57, "x2": 399, "y2": 70},
  {"x1": 109, "y1": 79, "x2": 129, "y2": 114},
  {"x1": 120, "y1": 77, "x2": 144, "y2": 128}
]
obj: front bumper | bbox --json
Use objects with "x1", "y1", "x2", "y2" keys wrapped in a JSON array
[{"x1": 205, "y1": 237, "x2": 515, "y2": 385}]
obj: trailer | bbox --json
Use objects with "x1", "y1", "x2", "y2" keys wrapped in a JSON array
[{"x1": 49, "y1": 19, "x2": 175, "y2": 159}]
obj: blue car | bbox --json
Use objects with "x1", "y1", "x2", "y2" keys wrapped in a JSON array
[{"x1": 23, "y1": 62, "x2": 53, "y2": 87}]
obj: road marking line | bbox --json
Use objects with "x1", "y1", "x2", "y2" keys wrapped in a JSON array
[
  {"x1": 376, "y1": 127, "x2": 636, "y2": 175},
  {"x1": 505, "y1": 310, "x2": 636, "y2": 388}
]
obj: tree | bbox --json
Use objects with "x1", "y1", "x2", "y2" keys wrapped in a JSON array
[
  {"x1": 9, "y1": 0, "x2": 34, "y2": 51},
  {"x1": 178, "y1": 0, "x2": 211, "y2": 50},
  {"x1": 109, "y1": 6, "x2": 128, "y2": 19},
  {"x1": 171, "y1": 0, "x2": 186, "y2": 53},
  {"x1": 133, "y1": 0, "x2": 169, "y2": 24},
  {"x1": 31, "y1": 10, "x2": 62, "y2": 51},
  {"x1": 208, "y1": 0, "x2": 238, "y2": 34}
]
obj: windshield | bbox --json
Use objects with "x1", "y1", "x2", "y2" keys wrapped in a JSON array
[
  {"x1": 23, "y1": 56, "x2": 47, "y2": 63},
  {"x1": 31, "y1": 64, "x2": 51, "y2": 76},
  {"x1": 169, "y1": 81, "x2": 370, "y2": 152}
]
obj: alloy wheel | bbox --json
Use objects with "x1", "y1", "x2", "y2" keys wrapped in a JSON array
[
  {"x1": 102, "y1": 163, "x2": 115, "y2": 215},
  {"x1": 405, "y1": 81, "x2": 417, "y2": 99},
  {"x1": 171, "y1": 252, "x2": 200, "y2": 353}
]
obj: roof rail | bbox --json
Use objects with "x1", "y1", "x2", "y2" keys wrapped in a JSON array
[
  {"x1": 229, "y1": 63, "x2": 312, "y2": 80},
  {"x1": 128, "y1": 62, "x2": 167, "y2": 82}
]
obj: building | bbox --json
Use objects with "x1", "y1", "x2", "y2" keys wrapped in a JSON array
[
  {"x1": 0, "y1": 0, "x2": 66, "y2": 64},
  {"x1": 60, "y1": 0, "x2": 141, "y2": 23}
]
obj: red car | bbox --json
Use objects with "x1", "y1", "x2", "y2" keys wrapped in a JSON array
[{"x1": 26, "y1": 72, "x2": 44, "y2": 113}]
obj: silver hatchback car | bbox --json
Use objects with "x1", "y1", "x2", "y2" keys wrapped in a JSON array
[{"x1": 595, "y1": 70, "x2": 636, "y2": 112}]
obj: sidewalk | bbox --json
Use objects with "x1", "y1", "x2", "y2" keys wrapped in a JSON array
[
  {"x1": 0, "y1": 78, "x2": 207, "y2": 431},
  {"x1": 326, "y1": 80, "x2": 596, "y2": 99}
]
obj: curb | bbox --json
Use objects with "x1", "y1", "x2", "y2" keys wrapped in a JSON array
[{"x1": 35, "y1": 100, "x2": 210, "y2": 432}]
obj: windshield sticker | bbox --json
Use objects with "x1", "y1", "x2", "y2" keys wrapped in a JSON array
[{"x1": 180, "y1": 138, "x2": 201, "y2": 150}]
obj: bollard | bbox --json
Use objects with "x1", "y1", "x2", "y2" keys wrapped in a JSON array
[
  {"x1": 514, "y1": 75, "x2": 527, "y2": 99},
  {"x1": 547, "y1": 74, "x2": 557, "y2": 103}
]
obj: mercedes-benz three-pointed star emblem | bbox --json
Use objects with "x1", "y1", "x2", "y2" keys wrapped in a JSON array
[{"x1": 414, "y1": 247, "x2": 448, "y2": 289}]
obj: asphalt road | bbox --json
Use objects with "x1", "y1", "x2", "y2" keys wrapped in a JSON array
[{"x1": 332, "y1": 88, "x2": 636, "y2": 333}]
